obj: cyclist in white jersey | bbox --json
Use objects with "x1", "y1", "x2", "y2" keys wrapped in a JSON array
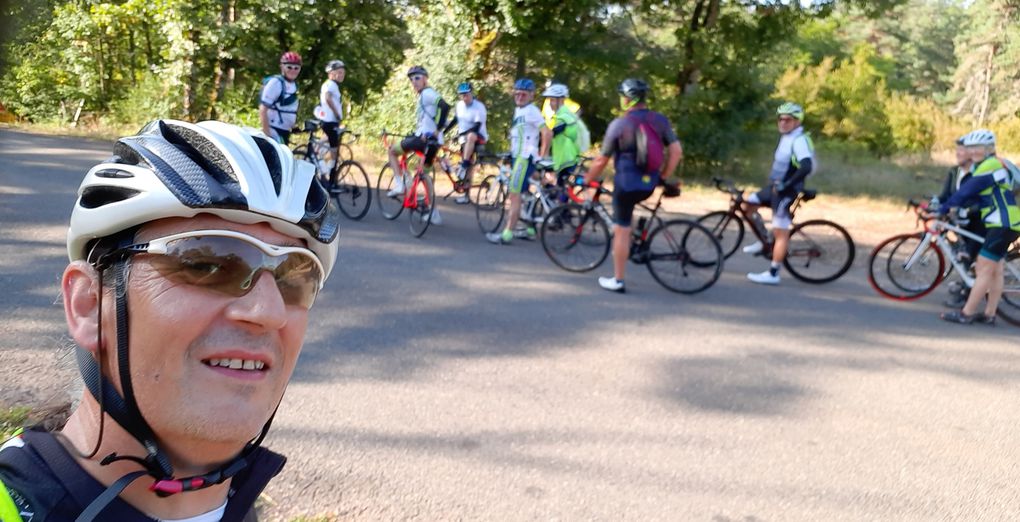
[
  {"x1": 387, "y1": 65, "x2": 450, "y2": 224},
  {"x1": 742, "y1": 102, "x2": 816, "y2": 285},
  {"x1": 444, "y1": 81, "x2": 488, "y2": 204},
  {"x1": 486, "y1": 78, "x2": 548, "y2": 244},
  {"x1": 259, "y1": 51, "x2": 302, "y2": 145},
  {"x1": 315, "y1": 60, "x2": 346, "y2": 170}
]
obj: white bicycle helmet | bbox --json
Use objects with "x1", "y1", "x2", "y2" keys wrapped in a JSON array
[
  {"x1": 961, "y1": 128, "x2": 996, "y2": 147},
  {"x1": 69, "y1": 119, "x2": 340, "y2": 278},
  {"x1": 543, "y1": 83, "x2": 569, "y2": 98}
]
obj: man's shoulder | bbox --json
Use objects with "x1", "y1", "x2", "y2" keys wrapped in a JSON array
[{"x1": 0, "y1": 430, "x2": 78, "y2": 520}]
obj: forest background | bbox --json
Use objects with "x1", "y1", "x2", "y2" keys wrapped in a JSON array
[{"x1": 0, "y1": 0, "x2": 1018, "y2": 199}]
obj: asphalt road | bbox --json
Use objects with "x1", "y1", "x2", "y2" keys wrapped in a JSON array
[{"x1": 1, "y1": 128, "x2": 1017, "y2": 521}]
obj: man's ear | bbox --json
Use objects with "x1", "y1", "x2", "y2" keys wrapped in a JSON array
[{"x1": 63, "y1": 261, "x2": 103, "y2": 354}]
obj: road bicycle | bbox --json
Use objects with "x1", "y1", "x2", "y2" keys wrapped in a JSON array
[
  {"x1": 697, "y1": 177, "x2": 855, "y2": 284},
  {"x1": 540, "y1": 181, "x2": 723, "y2": 294},
  {"x1": 375, "y1": 130, "x2": 436, "y2": 237},
  {"x1": 292, "y1": 119, "x2": 371, "y2": 220},
  {"x1": 474, "y1": 156, "x2": 587, "y2": 235},
  {"x1": 867, "y1": 198, "x2": 1020, "y2": 326}
]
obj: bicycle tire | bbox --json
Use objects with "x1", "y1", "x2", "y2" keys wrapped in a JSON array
[
  {"x1": 408, "y1": 173, "x2": 434, "y2": 238},
  {"x1": 376, "y1": 163, "x2": 405, "y2": 220},
  {"x1": 996, "y1": 249, "x2": 1020, "y2": 327},
  {"x1": 867, "y1": 233, "x2": 944, "y2": 300},
  {"x1": 784, "y1": 219, "x2": 855, "y2": 283},
  {"x1": 697, "y1": 210, "x2": 745, "y2": 259},
  {"x1": 475, "y1": 174, "x2": 507, "y2": 234},
  {"x1": 339, "y1": 143, "x2": 355, "y2": 163},
  {"x1": 467, "y1": 161, "x2": 499, "y2": 205},
  {"x1": 644, "y1": 219, "x2": 723, "y2": 294},
  {"x1": 540, "y1": 203, "x2": 610, "y2": 272},
  {"x1": 333, "y1": 160, "x2": 371, "y2": 221}
]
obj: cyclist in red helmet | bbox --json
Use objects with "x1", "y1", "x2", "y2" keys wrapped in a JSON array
[{"x1": 259, "y1": 51, "x2": 303, "y2": 145}]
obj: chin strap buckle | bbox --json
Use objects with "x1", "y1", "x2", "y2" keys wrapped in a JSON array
[{"x1": 150, "y1": 477, "x2": 208, "y2": 497}]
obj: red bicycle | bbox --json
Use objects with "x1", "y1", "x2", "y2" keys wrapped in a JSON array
[{"x1": 375, "y1": 131, "x2": 436, "y2": 237}]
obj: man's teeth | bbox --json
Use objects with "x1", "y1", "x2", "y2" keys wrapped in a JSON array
[{"x1": 207, "y1": 358, "x2": 266, "y2": 371}]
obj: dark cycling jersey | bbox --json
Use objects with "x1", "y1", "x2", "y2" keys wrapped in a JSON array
[{"x1": 0, "y1": 428, "x2": 283, "y2": 521}]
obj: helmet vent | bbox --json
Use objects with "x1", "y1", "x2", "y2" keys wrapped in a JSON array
[
  {"x1": 79, "y1": 186, "x2": 141, "y2": 209},
  {"x1": 159, "y1": 121, "x2": 238, "y2": 186},
  {"x1": 252, "y1": 136, "x2": 283, "y2": 195},
  {"x1": 95, "y1": 168, "x2": 135, "y2": 179}
]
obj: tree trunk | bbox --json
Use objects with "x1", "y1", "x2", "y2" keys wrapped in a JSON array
[
  {"x1": 183, "y1": 29, "x2": 199, "y2": 120},
  {"x1": 676, "y1": 0, "x2": 719, "y2": 95},
  {"x1": 515, "y1": 49, "x2": 526, "y2": 79}
]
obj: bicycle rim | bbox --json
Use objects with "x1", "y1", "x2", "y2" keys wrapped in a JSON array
[
  {"x1": 408, "y1": 173, "x2": 434, "y2": 237},
  {"x1": 646, "y1": 219, "x2": 723, "y2": 294},
  {"x1": 334, "y1": 161, "x2": 371, "y2": 220},
  {"x1": 475, "y1": 174, "x2": 507, "y2": 234},
  {"x1": 697, "y1": 210, "x2": 744, "y2": 259},
  {"x1": 376, "y1": 163, "x2": 404, "y2": 220},
  {"x1": 540, "y1": 204, "x2": 610, "y2": 272},
  {"x1": 867, "y1": 233, "x2": 944, "y2": 300},
  {"x1": 996, "y1": 250, "x2": 1020, "y2": 327},
  {"x1": 784, "y1": 220, "x2": 855, "y2": 283}
]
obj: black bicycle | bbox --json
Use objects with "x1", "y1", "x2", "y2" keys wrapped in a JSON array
[
  {"x1": 541, "y1": 181, "x2": 723, "y2": 294},
  {"x1": 698, "y1": 177, "x2": 855, "y2": 284},
  {"x1": 293, "y1": 118, "x2": 371, "y2": 220}
]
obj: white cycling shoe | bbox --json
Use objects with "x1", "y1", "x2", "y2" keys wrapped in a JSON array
[
  {"x1": 598, "y1": 276, "x2": 626, "y2": 293},
  {"x1": 386, "y1": 178, "x2": 406, "y2": 198},
  {"x1": 742, "y1": 241, "x2": 764, "y2": 254},
  {"x1": 747, "y1": 270, "x2": 780, "y2": 285},
  {"x1": 430, "y1": 208, "x2": 443, "y2": 226}
]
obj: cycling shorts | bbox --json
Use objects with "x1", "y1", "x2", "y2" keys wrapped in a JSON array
[
  {"x1": 613, "y1": 189, "x2": 654, "y2": 227},
  {"x1": 979, "y1": 227, "x2": 1018, "y2": 261},
  {"x1": 392, "y1": 135, "x2": 438, "y2": 166},
  {"x1": 509, "y1": 156, "x2": 534, "y2": 194},
  {"x1": 748, "y1": 184, "x2": 797, "y2": 230},
  {"x1": 321, "y1": 122, "x2": 341, "y2": 148},
  {"x1": 270, "y1": 127, "x2": 292, "y2": 146}
]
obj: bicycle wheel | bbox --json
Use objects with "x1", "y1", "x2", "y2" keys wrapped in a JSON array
[
  {"x1": 339, "y1": 143, "x2": 355, "y2": 163},
  {"x1": 540, "y1": 203, "x2": 610, "y2": 272},
  {"x1": 408, "y1": 173, "x2": 434, "y2": 238},
  {"x1": 783, "y1": 219, "x2": 855, "y2": 283},
  {"x1": 332, "y1": 160, "x2": 371, "y2": 221},
  {"x1": 376, "y1": 163, "x2": 405, "y2": 220},
  {"x1": 867, "y1": 233, "x2": 944, "y2": 300},
  {"x1": 467, "y1": 161, "x2": 498, "y2": 205},
  {"x1": 645, "y1": 219, "x2": 723, "y2": 294},
  {"x1": 475, "y1": 174, "x2": 507, "y2": 234},
  {"x1": 697, "y1": 210, "x2": 745, "y2": 259},
  {"x1": 996, "y1": 250, "x2": 1020, "y2": 326}
]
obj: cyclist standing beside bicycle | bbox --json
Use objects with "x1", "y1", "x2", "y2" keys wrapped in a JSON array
[
  {"x1": 259, "y1": 51, "x2": 302, "y2": 145},
  {"x1": 486, "y1": 78, "x2": 549, "y2": 244},
  {"x1": 315, "y1": 59, "x2": 346, "y2": 172},
  {"x1": 936, "y1": 129, "x2": 1020, "y2": 324},
  {"x1": 583, "y1": 78, "x2": 682, "y2": 293},
  {"x1": 742, "y1": 102, "x2": 816, "y2": 285},
  {"x1": 445, "y1": 81, "x2": 488, "y2": 204},
  {"x1": 387, "y1": 65, "x2": 450, "y2": 224},
  {"x1": 539, "y1": 82, "x2": 581, "y2": 197}
]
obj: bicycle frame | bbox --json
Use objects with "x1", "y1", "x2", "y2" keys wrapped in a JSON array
[
  {"x1": 711, "y1": 177, "x2": 811, "y2": 253},
  {"x1": 380, "y1": 131, "x2": 429, "y2": 211}
]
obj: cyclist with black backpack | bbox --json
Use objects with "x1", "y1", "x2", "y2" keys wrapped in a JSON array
[
  {"x1": 259, "y1": 51, "x2": 302, "y2": 145},
  {"x1": 582, "y1": 78, "x2": 683, "y2": 293}
]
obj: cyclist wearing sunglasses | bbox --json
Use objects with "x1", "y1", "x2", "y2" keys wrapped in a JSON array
[
  {"x1": 742, "y1": 102, "x2": 816, "y2": 286},
  {"x1": 0, "y1": 120, "x2": 340, "y2": 520},
  {"x1": 260, "y1": 51, "x2": 303, "y2": 145}
]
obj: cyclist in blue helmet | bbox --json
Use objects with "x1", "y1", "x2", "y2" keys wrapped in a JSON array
[
  {"x1": 444, "y1": 81, "x2": 489, "y2": 204},
  {"x1": 487, "y1": 78, "x2": 547, "y2": 244}
]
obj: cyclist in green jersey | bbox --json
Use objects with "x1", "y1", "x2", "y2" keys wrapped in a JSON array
[
  {"x1": 538, "y1": 83, "x2": 580, "y2": 195},
  {"x1": 937, "y1": 129, "x2": 1020, "y2": 324}
]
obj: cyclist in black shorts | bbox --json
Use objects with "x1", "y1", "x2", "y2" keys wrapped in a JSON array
[{"x1": 582, "y1": 79, "x2": 683, "y2": 293}]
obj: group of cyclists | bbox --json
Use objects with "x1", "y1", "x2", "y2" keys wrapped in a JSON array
[{"x1": 0, "y1": 49, "x2": 1017, "y2": 521}]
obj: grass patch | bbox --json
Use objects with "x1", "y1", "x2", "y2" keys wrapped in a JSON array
[{"x1": 0, "y1": 406, "x2": 30, "y2": 440}]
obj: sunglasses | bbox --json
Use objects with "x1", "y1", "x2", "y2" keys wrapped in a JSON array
[
  {"x1": 110, "y1": 230, "x2": 324, "y2": 309},
  {"x1": 409, "y1": 75, "x2": 424, "y2": 82},
  {"x1": 283, "y1": 64, "x2": 301, "y2": 71},
  {"x1": 777, "y1": 116, "x2": 796, "y2": 123}
]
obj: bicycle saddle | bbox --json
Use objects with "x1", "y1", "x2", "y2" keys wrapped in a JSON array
[{"x1": 802, "y1": 189, "x2": 817, "y2": 201}]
